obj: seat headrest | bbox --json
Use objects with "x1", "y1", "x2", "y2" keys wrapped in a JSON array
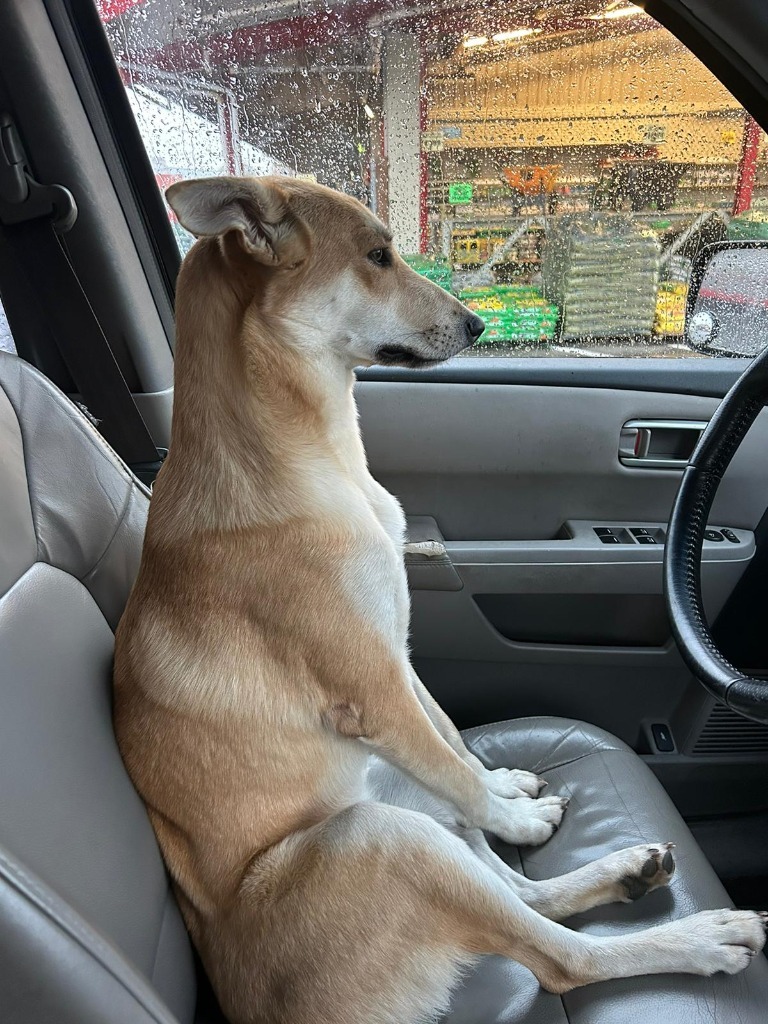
[{"x1": 0, "y1": 352, "x2": 149, "y2": 629}]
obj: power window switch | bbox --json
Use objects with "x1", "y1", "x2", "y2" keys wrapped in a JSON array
[
  {"x1": 594, "y1": 527, "x2": 613, "y2": 537},
  {"x1": 600, "y1": 535, "x2": 621, "y2": 544},
  {"x1": 721, "y1": 529, "x2": 739, "y2": 544},
  {"x1": 651, "y1": 723, "x2": 675, "y2": 753},
  {"x1": 636, "y1": 535, "x2": 656, "y2": 545},
  {"x1": 631, "y1": 527, "x2": 651, "y2": 537},
  {"x1": 704, "y1": 529, "x2": 724, "y2": 542}
]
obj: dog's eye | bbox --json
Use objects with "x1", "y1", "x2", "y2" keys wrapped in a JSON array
[{"x1": 368, "y1": 247, "x2": 392, "y2": 267}]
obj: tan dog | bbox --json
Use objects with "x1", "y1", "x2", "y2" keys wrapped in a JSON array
[{"x1": 114, "y1": 176, "x2": 766, "y2": 1024}]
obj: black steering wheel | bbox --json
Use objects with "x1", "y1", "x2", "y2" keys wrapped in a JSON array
[{"x1": 664, "y1": 343, "x2": 768, "y2": 724}]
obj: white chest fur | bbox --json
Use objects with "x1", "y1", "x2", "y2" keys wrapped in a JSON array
[{"x1": 339, "y1": 474, "x2": 411, "y2": 656}]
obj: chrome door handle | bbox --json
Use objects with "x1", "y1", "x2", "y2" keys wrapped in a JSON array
[{"x1": 619, "y1": 419, "x2": 708, "y2": 469}]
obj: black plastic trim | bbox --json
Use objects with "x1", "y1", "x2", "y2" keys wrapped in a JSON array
[
  {"x1": 357, "y1": 358, "x2": 745, "y2": 398},
  {"x1": 644, "y1": 1, "x2": 768, "y2": 132},
  {"x1": 713, "y1": 505, "x2": 768, "y2": 671},
  {"x1": 43, "y1": 0, "x2": 180, "y2": 328}
]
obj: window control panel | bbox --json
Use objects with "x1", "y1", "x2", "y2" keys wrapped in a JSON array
[
  {"x1": 594, "y1": 527, "x2": 623, "y2": 545},
  {"x1": 593, "y1": 526, "x2": 665, "y2": 545},
  {"x1": 705, "y1": 529, "x2": 739, "y2": 543},
  {"x1": 591, "y1": 525, "x2": 743, "y2": 547}
]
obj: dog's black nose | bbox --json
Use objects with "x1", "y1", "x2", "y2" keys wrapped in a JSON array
[{"x1": 465, "y1": 314, "x2": 485, "y2": 343}]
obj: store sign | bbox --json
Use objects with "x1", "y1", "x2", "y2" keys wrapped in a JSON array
[
  {"x1": 422, "y1": 131, "x2": 445, "y2": 153},
  {"x1": 503, "y1": 165, "x2": 560, "y2": 194},
  {"x1": 642, "y1": 124, "x2": 667, "y2": 145},
  {"x1": 448, "y1": 182, "x2": 474, "y2": 204}
]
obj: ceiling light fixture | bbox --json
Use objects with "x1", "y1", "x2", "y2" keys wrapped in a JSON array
[
  {"x1": 491, "y1": 28, "x2": 541, "y2": 42},
  {"x1": 589, "y1": 3, "x2": 644, "y2": 19},
  {"x1": 462, "y1": 34, "x2": 489, "y2": 48}
]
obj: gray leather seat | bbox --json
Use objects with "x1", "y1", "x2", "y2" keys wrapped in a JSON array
[{"x1": 1, "y1": 348, "x2": 767, "y2": 1024}]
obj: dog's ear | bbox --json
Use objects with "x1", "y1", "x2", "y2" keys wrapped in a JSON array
[{"x1": 165, "y1": 177, "x2": 305, "y2": 266}]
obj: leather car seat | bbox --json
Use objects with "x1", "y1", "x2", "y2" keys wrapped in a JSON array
[{"x1": 1, "y1": 350, "x2": 767, "y2": 1023}]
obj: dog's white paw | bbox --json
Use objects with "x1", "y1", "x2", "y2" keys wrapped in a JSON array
[
  {"x1": 487, "y1": 792, "x2": 568, "y2": 846},
  {"x1": 661, "y1": 909, "x2": 768, "y2": 976},
  {"x1": 483, "y1": 767, "x2": 547, "y2": 799},
  {"x1": 600, "y1": 842, "x2": 676, "y2": 902}
]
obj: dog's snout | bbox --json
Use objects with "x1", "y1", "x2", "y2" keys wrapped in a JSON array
[{"x1": 465, "y1": 314, "x2": 485, "y2": 343}]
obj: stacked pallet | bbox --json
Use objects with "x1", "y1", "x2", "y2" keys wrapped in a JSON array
[{"x1": 543, "y1": 218, "x2": 660, "y2": 339}]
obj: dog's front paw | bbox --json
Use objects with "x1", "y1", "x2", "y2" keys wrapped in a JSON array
[
  {"x1": 483, "y1": 767, "x2": 547, "y2": 799},
  {"x1": 660, "y1": 909, "x2": 768, "y2": 976},
  {"x1": 487, "y1": 793, "x2": 568, "y2": 846}
]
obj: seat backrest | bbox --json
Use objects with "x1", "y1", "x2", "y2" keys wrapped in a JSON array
[{"x1": 0, "y1": 352, "x2": 195, "y2": 1024}]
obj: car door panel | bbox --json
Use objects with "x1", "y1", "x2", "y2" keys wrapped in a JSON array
[
  {"x1": 358, "y1": 383, "x2": 768, "y2": 540},
  {"x1": 357, "y1": 380, "x2": 768, "y2": 815}
]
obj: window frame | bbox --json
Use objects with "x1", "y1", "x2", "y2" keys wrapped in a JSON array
[{"x1": 45, "y1": 0, "x2": 181, "y2": 327}]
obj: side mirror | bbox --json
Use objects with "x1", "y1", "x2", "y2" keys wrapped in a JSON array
[{"x1": 686, "y1": 241, "x2": 768, "y2": 357}]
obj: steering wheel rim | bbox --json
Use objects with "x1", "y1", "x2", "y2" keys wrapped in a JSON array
[{"x1": 664, "y1": 343, "x2": 768, "y2": 724}]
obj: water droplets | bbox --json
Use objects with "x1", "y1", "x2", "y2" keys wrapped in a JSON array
[{"x1": 98, "y1": 0, "x2": 765, "y2": 360}]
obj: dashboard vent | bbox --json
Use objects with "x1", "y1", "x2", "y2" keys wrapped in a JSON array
[{"x1": 692, "y1": 702, "x2": 768, "y2": 756}]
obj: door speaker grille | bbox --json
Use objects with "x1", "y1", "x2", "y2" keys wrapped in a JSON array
[{"x1": 692, "y1": 703, "x2": 768, "y2": 756}]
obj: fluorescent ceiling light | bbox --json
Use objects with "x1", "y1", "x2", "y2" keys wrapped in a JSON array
[
  {"x1": 589, "y1": 3, "x2": 644, "y2": 18},
  {"x1": 492, "y1": 28, "x2": 540, "y2": 42},
  {"x1": 463, "y1": 35, "x2": 489, "y2": 48},
  {"x1": 363, "y1": 103, "x2": 375, "y2": 119}
]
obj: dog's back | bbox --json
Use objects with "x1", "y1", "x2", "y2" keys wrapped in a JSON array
[{"x1": 113, "y1": 178, "x2": 444, "y2": 1021}]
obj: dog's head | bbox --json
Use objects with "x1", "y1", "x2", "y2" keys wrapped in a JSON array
[{"x1": 166, "y1": 175, "x2": 484, "y2": 369}]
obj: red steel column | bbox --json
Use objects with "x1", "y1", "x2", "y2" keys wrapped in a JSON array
[
  {"x1": 218, "y1": 93, "x2": 242, "y2": 176},
  {"x1": 733, "y1": 113, "x2": 762, "y2": 216}
]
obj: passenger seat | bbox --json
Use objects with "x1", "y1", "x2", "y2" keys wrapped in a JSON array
[
  {"x1": 0, "y1": 352, "x2": 193, "y2": 1023},
  {"x1": 2, "y1": 349, "x2": 768, "y2": 1024}
]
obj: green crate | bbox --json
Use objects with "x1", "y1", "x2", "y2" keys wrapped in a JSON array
[
  {"x1": 464, "y1": 283, "x2": 560, "y2": 345},
  {"x1": 401, "y1": 254, "x2": 454, "y2": 293},
  {"x1": 726, "y1": 216, "x2": 768, "y2": 241}
]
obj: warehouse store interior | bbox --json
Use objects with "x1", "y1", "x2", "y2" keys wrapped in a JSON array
[{"x1": 104, "y1": 0, "x2": 768, "y2": 355}]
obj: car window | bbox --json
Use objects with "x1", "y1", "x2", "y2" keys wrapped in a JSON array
[{"x1": 97, "y1": 0, "x2": 768, "y2": 359}]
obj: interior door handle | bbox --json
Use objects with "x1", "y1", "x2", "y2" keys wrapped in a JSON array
[{"x1": 619, "y1": 419, "x2": 708, "y2": 469}]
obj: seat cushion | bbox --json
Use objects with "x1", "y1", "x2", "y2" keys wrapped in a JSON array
[
  {"x1": 192, "y1": 715, "x2": 768, "y2": 1023},
  {"x1": 438, "y1": 716, "x2": 768, "y2": 1023}
]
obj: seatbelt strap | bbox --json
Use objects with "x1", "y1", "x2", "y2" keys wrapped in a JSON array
[
  {"x1": 8, "y1": 218, "x2": 161, "y2": 467},
  {"x1": 0, "y1": 112, "x2": 162, "y2": 471}
]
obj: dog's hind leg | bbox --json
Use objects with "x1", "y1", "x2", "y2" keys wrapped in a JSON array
[
  {"x1": 227, "y1": 802, "x2": 766, "y2": 1024},
  {"x1": 456, "y1": 827, "x2": 680, "y2": 920},
  {"x1": 368, "y1": 755, "x2": 676, "y2": 921},
  {"x1": 507, "y1": 841, "x2": 680, "y2": 919}
]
